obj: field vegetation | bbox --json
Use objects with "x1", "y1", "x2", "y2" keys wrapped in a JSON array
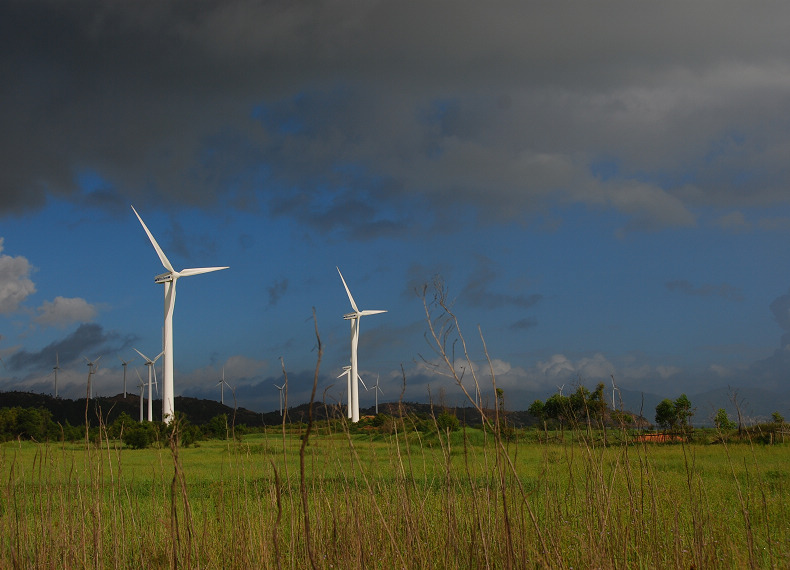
[{"x1": 1, "y1": 283, "x2": 788, "y2": 568}]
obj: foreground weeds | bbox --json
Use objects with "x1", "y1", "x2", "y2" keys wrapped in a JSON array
[
  {"x1": 0, "y1": 422, "x2": 789, "y2": 568},
  {"x1": 1, "y1": 291, "x2": 789, "y2": 568}
]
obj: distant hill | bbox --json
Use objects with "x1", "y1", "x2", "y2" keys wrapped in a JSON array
[{"x1": 3, "y1": 386, "x2": 788, "y2": 430}]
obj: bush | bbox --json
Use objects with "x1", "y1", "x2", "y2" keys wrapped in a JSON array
[
  {"x1": 436, "y1": 411, "x2": 460, "y2": 432},
  {"x1": 123, "y1": 424, "x2": 156, "y2": 449}
]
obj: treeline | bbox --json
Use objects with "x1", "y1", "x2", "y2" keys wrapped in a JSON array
[
  {"x1": 0, "y1": 406, "x2": 254, "y2": 447},
  {"x1": 527, "y1": 382, "x2": 646, "y2": 429}
]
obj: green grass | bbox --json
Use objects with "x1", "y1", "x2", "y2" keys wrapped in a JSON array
[{"x1": 1, "y1": 425, "x2": 789, "y2": 568}]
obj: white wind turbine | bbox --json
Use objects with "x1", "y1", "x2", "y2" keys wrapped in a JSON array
[
  {"x1": 135, "y1": 369, "x2": 146, "y2": 422},
  {"x1": 216, "y1": 367, "x2": 232, "y2": 405},
  {"x1": 274, "y1": 383, "x2": 285, "y2": 416},
  {"x1": 132, "y1": 206, "x2": 228, "y2": 424},
  {"x1": 118, "y1": 355, "x2": 135, "y2": 398},
  {"x1": 337, "y1": 365, "x2": 367, "y2": 418},
  {"x1": 134, "y1": 348, "x2": 163, "y2": 422},
  {"x1": 367, "y1": 373, "x2": 383, "y2": 415},
  {"x1": 53, "y1": 353, "x2": 61, "y2": 398},
  {"x1": 84, "y1": 355, "x2": 102, "y2": 399},
  {"x1": 611, "y1": 375, "x2": 620, "y2": 409},
  {"x1": 337, "y1": 267, "x2": 386, "y2": 423}
]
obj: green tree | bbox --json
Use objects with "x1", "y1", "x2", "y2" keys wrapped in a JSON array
[
  {"x1": 527, "y1": 400, "x2": 545, "y2": 422},
  {"x1": 674, "y1": 394, "x2": 694, "y2": 431},
  {"x1": 436, "y1": 411, "x2": 460, "y2": 432},
  {"x1": 655, "y1": 399, "x2": 677, "y2": 431},
  {"x1": 713, "y1": 408, "x2": 736, "y2": 431},
  {"x1": 771, "y1": 411, "x2": 785, "y2": 425},
  {"x1": 123, "y1": 424, "x2": 156, "y2": 449}
]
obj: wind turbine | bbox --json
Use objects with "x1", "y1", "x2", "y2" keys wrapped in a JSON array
[
  {"x1": 134, "y1": 348, "x2": 163, "y2": 422},
  {"x1": 337, "y1": 365, "x2": 367, "y2": 418},
  {"x1": 132, "y1": 205, "x2": 228, "y2": 424},
  {"x1": 556, "y1": 384, "x2": 565, "y2": 397},
  {"x1": 118, "y1": 355, "x2": 135, "y2": 398},
  {"x1": 216, "y1": 367, "x2": 231, "y2": 405},
  {"x1": 53, "y1": 353, "x2": 61, "y2": 398},
  {"x1": 337, "y1": 267, "x2": 386, "y2": 423},
  {"x1": 274, "y1": 383, "x2": 285, "y2": 416},
  {"x1": 135, "y1": 369, "x2": 145, "y2": 422},
  {"x1": 367, "y1": 374, "x2": 383, "y2": 415},
  {"x1": 84, "y1": 355, "x2": 102, "y2": 398},
  {"x1": 611, "y1": 375, "x2": 620, "y2": 409}
]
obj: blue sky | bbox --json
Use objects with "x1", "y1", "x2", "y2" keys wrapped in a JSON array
[{"x1": 2, "y1": 1, "x2": 790, "y2": 415}]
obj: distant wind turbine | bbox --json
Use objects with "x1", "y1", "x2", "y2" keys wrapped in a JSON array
[
  {"x1": 216, "y1": 367, "x2": 231, "y2": 405},
  {"x1": 367, "y1": 374, "x2": 383, "y2": 415},
  {"x1": 132, "y1": 205, "x2": 228, "y2": 424},
  {"x1": 118, "y1": 355, "x2": 135, "y2": 398},
  {"x1": 556, "y1": 384, "x2": 565, "y2": 397},
  {"x1": 53, "y1": 353, "x2": 61, "y2": 398},
  {"x1": 134, "y1": 348, "x2": 163, "y2": 422},
  {"x1": 83, "y1": 355, "x2": 102, "y2": 399},
  {"x1": 611, "y1": 375, "x2": 620, "y2": 409},
  {"x1": 337, "y1": 267, "x2": 387, "y2": 423},
  {"x1": 274, "y1": 383, "x2": 285, "y2": 416},
  {"x1": 135, "y1": 369, "x2": 145, "y2": 422}
]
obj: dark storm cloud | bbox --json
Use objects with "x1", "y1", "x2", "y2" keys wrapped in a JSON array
[
  {"x1": 267, "y1": 278, "x2": 288, "y2": 307},
  {"x1": 6, "y1": 323, "x2": 134, "y2": 372},
  {"x1": 4, "y1": 1, "x2": 790, "y2": 232},
  {"x1": 461, "y1": 256, "x2": 542, "y2": 310},
  {"x1": 666, "y1": 280, "x2": 745, "y2": 302},
  {"x1": 510, "y1": 317, "x2": 539, "y2": 331}
]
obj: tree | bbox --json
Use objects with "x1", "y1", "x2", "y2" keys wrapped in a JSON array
[
  {"x1": 674, "y1": 394, "x2": 694, "y2": 432},
  {"x1": 527, "y1": 400, "x2": 545, "y2": 422},
  {"x1": 436, "y1": 411, "x2": 460, "y2": 432},
  {"x1": 655, "y1": 399, "x2": 677, "y2": 431},
  {"x1": 713, "y1": 408, "x2": 736, "y2": 431},
  {"x1": 655, "y1": 395, "x2": 695, "y2": 434}
]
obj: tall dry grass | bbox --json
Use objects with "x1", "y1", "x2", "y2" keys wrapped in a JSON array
[{"x1": 0, "y1": 291, "x2": 788, "y2": 568}]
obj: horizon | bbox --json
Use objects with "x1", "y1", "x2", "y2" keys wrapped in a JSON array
[{"x1": 2, "y1": 2, "x2": 790, "y2": 418}]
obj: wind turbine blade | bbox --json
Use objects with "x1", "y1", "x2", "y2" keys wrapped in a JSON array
[
  {"x1": 133, "y1": 348, "x2": 150, "y2": 362},
  {"x1": 153, "y1": 351, "x2": 164, "y2": 363},
  {"x1": 131, "y1": 206, "x2": 174, "y2": 272},
  {"x1": 178, "y1": 266, "x2": 229, "y2": 278},
  {"x1": 359, "y1": 310, "x2": 387, "y2": 316},
  {"x1": 336, "y1": 267, "x2": 359, "y2": 313},
  {"x1": 358, "y1": 374, "x2": 368, "y2": 391}
]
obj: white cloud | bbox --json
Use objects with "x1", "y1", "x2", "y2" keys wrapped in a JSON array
[
  {"x1": 0, "y1": 238, "x2": 36, "y2": 314},
  {"x1": 34, "y1": 296, "x2": 97, "y2": 328},
  {"x1": 656, "y1": 365, "x2": 681, "y2": 378},
  {"x1": 536, "y1": 354, "x2": 576, "y2": 378}
]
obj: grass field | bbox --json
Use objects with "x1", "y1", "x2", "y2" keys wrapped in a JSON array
[{"x1": 1, "y1": 420, "x2": 788, "y2": 569}]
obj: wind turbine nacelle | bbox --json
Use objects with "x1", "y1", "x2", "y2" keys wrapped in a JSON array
[
  {"x1": 343, "y1": 312, "x2": 357, "y2": 320},
  {"x1": 154, "y1": 272, "x2": 175, "y2": 284}
]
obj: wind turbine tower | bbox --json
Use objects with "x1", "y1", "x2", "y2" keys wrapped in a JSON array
[
  {"x1": 132, "y1": 206, "x2": 228, "y2": 424},
  {"x1": 337, "y1": 267, "x2": 386, "y2": 423},
  {"x1": 368, "y1": 374, "x2": 383, "y2": 415},
  {"x1": 217, "y1": 367, "x2": 231, "y2": 405},
  {"x1": 274, "y1": 383, "x2": 285, "y2": 416},
  {"x1": 118, "y1": 355, "x2": 135, "y2": 398},
  {"x1": 84, "y1": 355, "x2": 102, "y2": 399},
  {"x1": 135, "y1": 369, "x2": 145, "y2": 422},
  {"x1": 134, "y1": 349, "x2": 163, "y2": 422},
  {"x1": 53, "y1": 353, "x2": 61, "y2": 398}
]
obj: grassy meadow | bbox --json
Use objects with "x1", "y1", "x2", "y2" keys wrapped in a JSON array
[{"x1": 0, "y1": 418, "x2": 789, "y2": 569}]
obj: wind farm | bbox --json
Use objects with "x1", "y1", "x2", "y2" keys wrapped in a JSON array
[{"x1": 4, "y1": 2, "x2": 790, "y2": 566}]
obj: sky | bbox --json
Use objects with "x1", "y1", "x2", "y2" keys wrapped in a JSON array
[{"x1": 2, "y1": 1, "x2": 790, "y2": 415}]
